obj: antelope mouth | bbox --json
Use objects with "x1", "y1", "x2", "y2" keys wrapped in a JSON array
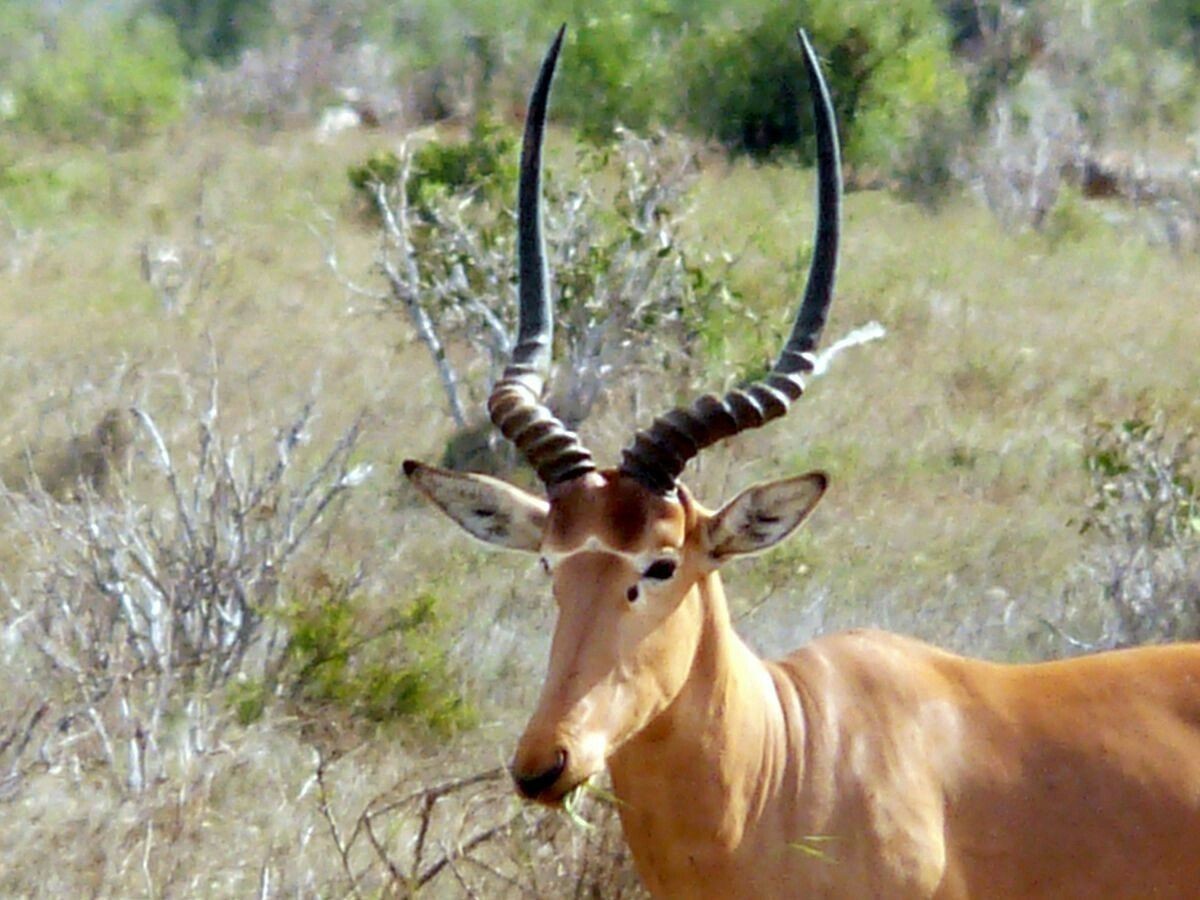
[
  {"x1": 512, "y1": 747, "x2": 569, "y2": 804},
  {"x1": 521, "y1": 774, "x2": 588, "y2": 808},
  {"x1": 511, "y1": 746, "x2": 604, "y2": 807}
]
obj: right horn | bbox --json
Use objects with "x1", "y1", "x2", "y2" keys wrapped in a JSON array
[
  {"x1": 487, "y1": 26, "x2": 598, "y2": 488},
  {"x1": 618, "y1": 30, "x2": 841, "y2": 495}
]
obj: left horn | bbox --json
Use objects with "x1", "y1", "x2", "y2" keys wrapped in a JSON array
[
  {"x1": 618, "y1": 30, "x2": 841, "y2": 494},
  {"x1": 487, "y1": 26, "x2": 597, "y2": 487}
]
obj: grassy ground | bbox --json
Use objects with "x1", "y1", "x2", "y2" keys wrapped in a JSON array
[{"x1": 1, "y1": 117, "x2": 1197, "y2": 894}]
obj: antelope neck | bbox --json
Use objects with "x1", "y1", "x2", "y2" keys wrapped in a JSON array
[{"x1": 607, "y1": 571, "x2": 806, "y2": 881}]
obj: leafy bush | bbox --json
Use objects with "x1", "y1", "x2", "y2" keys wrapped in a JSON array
[
  {"x1": 342, "y1": 0, "x2": 968, "y2": 176},
  {"x1": 1056, "y1": 0, "x2": 1197, "y2": 134},
  {"x1": 892, "y1": 107, "x2": 971, "y2": 207},
  {"x1": 0, "y1": 151, "x2": 113, "y2": 227},
  {"x1": 154, "y1": 0, "x2": 272, "y2": 64},
  {"x1": 347, "y1": 150, "x2": 404, "y2": 197},
  {"x1": 7, "y1": 12, "x2": 187, "y2": 146},
  {"x1": 1153, "y1": 0, "x2": 1200, "y2": 58},
  {"x1": 348, "y1": 116, "x2": 517, "y2": 215},
  {"x1": 279, "y1": 583, "x2": 475, "y2": 734},
  {"x1": 1040, "y1": 184, "x2": 1102, "y2": 247},
  {"x1": 410, "y1": 116, "x2": 517, "y2": 204},
  {"x1": 551, "y1": 2, "x2": 673, "y2": 141},
  {"x1": 678, "y1": 0, "x2": 967, "y2": 167}
]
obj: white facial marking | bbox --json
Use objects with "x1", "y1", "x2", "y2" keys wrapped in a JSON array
[{"x1": 543, "y1": 536, "x2": 680, "y2": 583}]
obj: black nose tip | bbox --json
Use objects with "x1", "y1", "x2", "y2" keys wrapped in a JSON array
[{"x1": 513, "y1": 749, "x2": 567, "y2": 800}]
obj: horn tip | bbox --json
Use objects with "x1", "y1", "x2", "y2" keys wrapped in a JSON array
[
  {"x1": 796, "y1": 29, "x2": 818, "y2": 68},
  {"x1": 544, "y1": 24, "x2": 567, "y2": 65}
]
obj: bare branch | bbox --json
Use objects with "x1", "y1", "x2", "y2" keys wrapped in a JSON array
[
  {"x1": 373, "y1": 154, "x2": 470, "y2": 428},
  {"x1": 314, "y1": 750, "x2": 364, "y2": 900}
]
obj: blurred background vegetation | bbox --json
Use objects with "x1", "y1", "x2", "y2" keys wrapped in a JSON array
[
  {"x1": 3, "y1": 0, "x2": 1199, "y2": 162},
  {"x1": 4, "y1": 0, "x2": 1200, "y2": 220},
  {"x1": 0, "y1": 0, "x2": 1197, "y2": 895}
]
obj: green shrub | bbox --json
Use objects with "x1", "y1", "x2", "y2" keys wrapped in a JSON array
[
  {"x1": 409, "y1": 116, "x2": 517, "y2": 205},
  {"x1": 1041, "y1": 185, "x2": 1101, "y2": 248},
  {"x1": 347, "y1": 150, "x2": 402, "y2": 201},
  {"x1": 153, "y1": 0, "x2": 272, "y2": 64},
  {"x1": 552, "y1": 3, "x2": 673, "y2": 141},
  {"x1": 228, "y1": 677, "x2": 269, "y2": 726},
  {"x1": 345, "y1": 1, "x2": 966, "y2": 177},
  {"x1": 0, "y1": 152, "x2": 113, "y2": 225},
  {"x1": 280, "y1": 584, "x2": 476, "y2": 735},
  {"x1": 678, "y1": 0, "x2": 967, "y2": 167},
  {"x1": 348, "y1": 116, "x2": 517, "y2": 216},
  {"x1": 8, "y1": 12, "x2": 187, "y2": 147},
  {"x1": 1153, "y1": 0, "x2": 1200, "y2": 58}
]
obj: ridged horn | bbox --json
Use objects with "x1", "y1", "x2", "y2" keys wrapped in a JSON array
[
  {"x1": 618, "y1": 29, "x2": 841, "y2": 494},
  {"x1": 487, "y1": 26, "x2": 597, "y2": 487}
]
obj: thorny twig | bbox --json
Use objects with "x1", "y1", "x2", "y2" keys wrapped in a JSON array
[
  {"x1": 315, "y1": 750, "x2": 364, "y2": 900},
  {"x1": 332, "y1": 761, "x2": 642, "y2": 897}
]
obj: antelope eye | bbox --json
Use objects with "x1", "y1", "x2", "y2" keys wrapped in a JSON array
[
  {"x1": 642, "y1": 559, "x2": 677, "y2": 581},
  {"x1": 539, "y1": 557, "x2": 551, "y2": 576}
]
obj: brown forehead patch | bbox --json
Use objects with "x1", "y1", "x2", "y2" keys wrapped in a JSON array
[{"x1": 546, "y1": 470, "x2": 687, "y2": 552}]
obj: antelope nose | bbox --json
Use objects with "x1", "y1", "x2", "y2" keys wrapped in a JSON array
[{"x1": 512, "y1": 748, "x2": 567, "y2": 800}]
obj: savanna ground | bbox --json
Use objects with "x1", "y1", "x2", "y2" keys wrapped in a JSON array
[{"x1": 1, "y1": 3, "x2": 1200, "y2": 896}]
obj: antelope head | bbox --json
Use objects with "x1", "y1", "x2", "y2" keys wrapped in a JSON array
[{"x1": 405, "y1": 26, "x2": 840, "y2": 805}]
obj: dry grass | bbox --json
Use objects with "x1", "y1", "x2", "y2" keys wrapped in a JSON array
[
  {"x1": 676, "y1": 162, "x2": 1200, "y2": 655},
  {"x1": 1, "y1": 115, "x2": 1197, "y2": 894}
]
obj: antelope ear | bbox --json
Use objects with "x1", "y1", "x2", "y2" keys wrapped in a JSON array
[
  {"x1": 404, "y1": 461, "x2": 547, "y2": 552},
  {"x1": 705, "y1": 472, "x2": 827, "y2": 562}
]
